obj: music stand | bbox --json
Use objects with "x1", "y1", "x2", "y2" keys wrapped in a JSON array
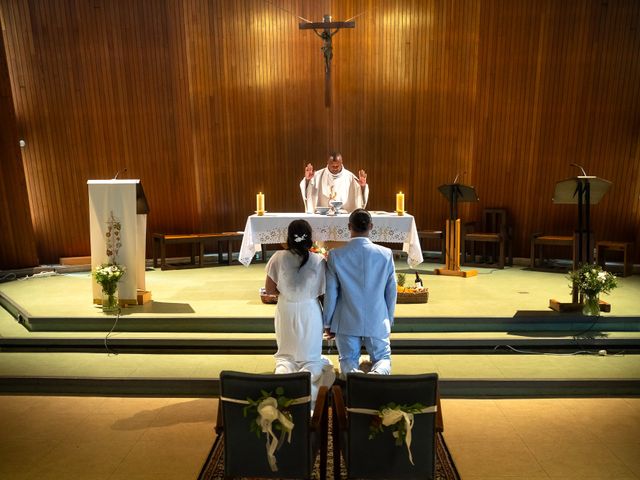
[
  {"x1": 434, "y1": 183, "x2": 479, "y2": 278},
  {"x1": 549, "y1": 174, "x2": 611, "y2": 310}
]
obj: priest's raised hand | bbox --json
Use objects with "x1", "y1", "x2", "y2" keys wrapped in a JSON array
[
  {"x1": 358, "y1": 169, "x2": 367, "y2": 187},
  {"x1": 304, "y1": 163, "x2": 315, "y2": 182}
]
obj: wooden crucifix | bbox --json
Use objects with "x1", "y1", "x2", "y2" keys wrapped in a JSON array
[{"x1": 300, "y1": 15, "x2": 355, "y2": 108}]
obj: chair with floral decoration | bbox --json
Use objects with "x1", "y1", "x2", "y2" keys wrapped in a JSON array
[
  {"x1": 217, "y1": 371, "x2": 328, "y2": 479},
  {"x1": 331, "y1": 373, "x2": 442, "y2": 479}
]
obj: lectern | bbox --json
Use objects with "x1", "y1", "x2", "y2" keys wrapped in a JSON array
[
  {"x1": 88, "y1": 179, "x2": 150, "y2": 305},
  {"x1": 549, "y1": 169, "x2": 611, "y2": 309},
  {"x1": 434, "y1": 183, "x2": 479, "y2": 278}
]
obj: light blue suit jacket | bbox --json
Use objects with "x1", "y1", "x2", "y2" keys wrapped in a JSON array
[{"x1": 323, "y1": 237, "x2": 397, "y2": 338}]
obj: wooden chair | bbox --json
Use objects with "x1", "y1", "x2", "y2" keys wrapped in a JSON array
[
  {"x1": 596, "y1": 241, "x2": 633, "y2": 277},
  {"x1": 332, "y1": 373, "x2": 441, "y2": 480},
  {"x1": 218, "y1": 371, "x2": 328, "y2": 480},
  {"x1": 462, "y1": 208, "x2": 512, "y2": 269},
  {"x1": 530, "y1": 233, "x2": 579, "y2": 270}
]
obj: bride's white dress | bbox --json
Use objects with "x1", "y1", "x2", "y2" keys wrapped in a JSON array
[{"x1": 266, "y1": 250, "x2": 335, "y2": 402}]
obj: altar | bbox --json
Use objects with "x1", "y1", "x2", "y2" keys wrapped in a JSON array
[{"x1": 239, "y1": 212, "x2": 423, "y2": 267}]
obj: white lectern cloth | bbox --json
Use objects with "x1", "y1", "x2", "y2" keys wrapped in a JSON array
[{"x1": 88, "y1": 180, "x2": 146, "y2": 303}]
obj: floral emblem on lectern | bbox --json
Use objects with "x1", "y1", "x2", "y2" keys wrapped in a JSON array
[{"x1": 105, "y1": 211, "x2": 123, "y2": 261}]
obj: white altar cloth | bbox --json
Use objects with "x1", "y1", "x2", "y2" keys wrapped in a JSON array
[{"x1": 239, "y1": 212, "x2": 423, "y2": 268}]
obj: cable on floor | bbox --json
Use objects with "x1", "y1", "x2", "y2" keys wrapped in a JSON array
[
  {"x1": 0, "y1": 273, "x2": 17, "y2": 282},
  {"x1": 104, "y1": 307, "x2": 121, "y2": 356},
  {"x1": 493, "y1": 344, "x2": 623, "y2": 356}
]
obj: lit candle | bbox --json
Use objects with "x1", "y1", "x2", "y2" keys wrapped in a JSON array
[
  {"x1": 396, "y1": 192, "x2": 405, "y2": 214},
  {"x1": 256, "y1": 192, "x2": 265, "y2": 214}
]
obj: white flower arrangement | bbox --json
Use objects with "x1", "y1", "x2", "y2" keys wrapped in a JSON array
[
  {"x1": 568, "y1": 263, "x2": 617, "y2": 297},
  {"x1": 94, "y1": 263, "x2": 126, "y2": 295}
]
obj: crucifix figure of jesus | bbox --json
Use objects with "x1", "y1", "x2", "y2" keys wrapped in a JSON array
[{"x1": 300, "y1": 15, "x2": 355, "y2": 107}]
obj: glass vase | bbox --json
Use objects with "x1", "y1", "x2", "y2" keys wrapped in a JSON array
[
  {"x1": 582, "y1": 294, "x2": 600, "y2": 316},
  {"x1": 102, "y1": 288, "x2": 119, "y2": 313}
]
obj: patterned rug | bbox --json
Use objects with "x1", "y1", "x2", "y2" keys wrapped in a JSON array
[{"x1": 198, "y1": 415, "x2": 461, "y2": 479}]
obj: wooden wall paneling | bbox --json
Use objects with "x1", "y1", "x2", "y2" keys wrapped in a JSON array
[
  {"x1": 2, "y1": 0, "x2": 202, "y2": 263},
  {"x1": 609, "y1": 3, "x2": 640, "y2": 242},
  {"x1": 0, "y1": 19, "x2": 38, "y2": 268},
  {"x1": 1, "y1": 0, "x2": 639, "y2": 266}
]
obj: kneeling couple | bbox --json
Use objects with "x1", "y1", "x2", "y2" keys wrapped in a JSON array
[{"x1": 264, "y1": 209, "x2": 397, "y2": 405}]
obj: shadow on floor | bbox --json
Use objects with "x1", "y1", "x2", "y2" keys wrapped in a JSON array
[
  {"x1": 111, "y1": 398, "x2": 214, "y2": 430},
  {"x1": 136, "y1": 302, "x2": 196, "y2": 314}
]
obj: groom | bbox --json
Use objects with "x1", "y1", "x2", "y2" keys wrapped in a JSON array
[{"x1": 323, "y1": 209, "x2": 397, "y2": 375}]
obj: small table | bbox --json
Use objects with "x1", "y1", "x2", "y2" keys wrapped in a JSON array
[{"x1": 239, "y1": 212, "x2": 424, "y2": 267}]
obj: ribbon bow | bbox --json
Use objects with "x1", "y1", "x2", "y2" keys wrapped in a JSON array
[
  {"x1": 380, "y1": 407, "x2": 416, "y2": 465},
  {"x1": 256, "y1": 397, "x2": 295, "y2": 471},
  {"x1": 347, "y1": 403, "x2": 437, "y2": 466},
  {"x1": 220, "y1": 393, "x2": 310, "y2": 472}
]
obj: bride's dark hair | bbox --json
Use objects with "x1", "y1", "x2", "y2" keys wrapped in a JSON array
[{"x1": 287, "y1": 219, "x2": 313, "y2": 270}]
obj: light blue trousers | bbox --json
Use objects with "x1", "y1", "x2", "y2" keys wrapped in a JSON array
[{"x1": 335, "y1": 334, "x2": 391, "y2": 375}]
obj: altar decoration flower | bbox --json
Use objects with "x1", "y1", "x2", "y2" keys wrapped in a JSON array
[
  {"x1": 94, "y1": 263, "x2": 125, "y2": 312},
  {"x1": 367, "y1": 402, "x2": 431, "y2": 465},
  {"x1": 568, "y1": 263, "x2": 617, "y2": 316},
  {"x1": 310, "y1": 242, "x2": 329, "y2": 259}
]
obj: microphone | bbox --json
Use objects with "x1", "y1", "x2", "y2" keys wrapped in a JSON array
[
  {"x1": 453, "y1": 171, "x2": 466, "y2": 184},
  {"x1": 570, "y1": 163, "x2": 587, "y2": 176},
  {"x1": 113, "y1": 168, "x2": 127, "y2": 180}
]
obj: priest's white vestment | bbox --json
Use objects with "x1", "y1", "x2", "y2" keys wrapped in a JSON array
[{"x1": 299, "y1": 167, "x2": 369, "y2": 213}]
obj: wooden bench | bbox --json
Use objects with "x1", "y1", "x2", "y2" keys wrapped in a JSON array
[
  {"x1": 530, "y1": 233, "x2": 577, "y2": 270},
  {"x1": 152, "y1": 232, "x2": 244, "y2": 270},
  {"x1": 418, "y1": 230, "x2": 445, "y2": 263},
  {"x1": 213, "y1": 232, "x2": 244, "y2": 265},
  {"x1": 596, "y1": 241, "x2": 633, "y2": 277}
]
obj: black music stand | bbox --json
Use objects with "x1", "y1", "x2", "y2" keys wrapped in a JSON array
[
  {"x1": 549, "y1": 173, "x2": 611, "y2": 310},
  {"x1": 435, "y1": 183, "x2": 479, "y2": 278}
]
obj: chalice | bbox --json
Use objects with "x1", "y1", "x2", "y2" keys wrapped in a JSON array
[{"x1": 329, "y1": 200, "x2": 343, "y2": 215}]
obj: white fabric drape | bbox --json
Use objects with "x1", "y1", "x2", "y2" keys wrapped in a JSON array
[
  {"x1": 88, "y1": 180, "x2": 147, "y2": 303},
  {"x1": 239, "y1": 213, "x2": 423, "y2": 267}
]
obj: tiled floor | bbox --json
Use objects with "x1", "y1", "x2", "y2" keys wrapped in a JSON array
[
  {"x1": 444, "y1": 397, "x2": 640, "y2": 479},
  {"x1": 1, "y1": 396, "x2": 639, "y2": 480}
]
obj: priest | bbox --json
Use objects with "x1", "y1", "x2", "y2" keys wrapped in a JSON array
[{"x1": 300, "y1": 152, "x2": 369, "y2": 213}]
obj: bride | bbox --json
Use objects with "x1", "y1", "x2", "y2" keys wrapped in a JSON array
[{"x1": 264, "y1": 219, "x2": 335, "y2": 406}]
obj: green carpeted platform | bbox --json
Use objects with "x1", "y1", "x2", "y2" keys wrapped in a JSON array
[
  {"x1": 1, "y1": 262, "x2": 639, "y2": 397},
  {"x1": 1, "y1": 263, "x2": 639, "y2": 333}
]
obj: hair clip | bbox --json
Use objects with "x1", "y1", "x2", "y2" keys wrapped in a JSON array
[{"x1": 293, "y1": 233, "x2": 307, "y2": 243}]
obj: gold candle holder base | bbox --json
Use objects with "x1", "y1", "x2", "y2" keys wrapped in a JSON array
[
  {"x1": 396, "y1": 210, "x2": 405, "y2": 216},
  {"x1": 256, "y1": 210, "x2": 265, "y2": 216}
]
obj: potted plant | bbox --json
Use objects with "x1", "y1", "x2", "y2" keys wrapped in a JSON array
[
  {"x1": 568, "y1": 263, "x2": 618, "y2": 316},
  {"x1": 94, "y1": 263, "x2": 126, "y2": 312}
]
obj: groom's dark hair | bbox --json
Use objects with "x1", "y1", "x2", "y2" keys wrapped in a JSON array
[{"x1": 349, "y1": 209, "x2": 372, "y2": 233}]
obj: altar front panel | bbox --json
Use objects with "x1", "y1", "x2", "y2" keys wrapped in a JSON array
[{"x1": 239, "y1": 212, "x2": 423, "y2": 267}]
